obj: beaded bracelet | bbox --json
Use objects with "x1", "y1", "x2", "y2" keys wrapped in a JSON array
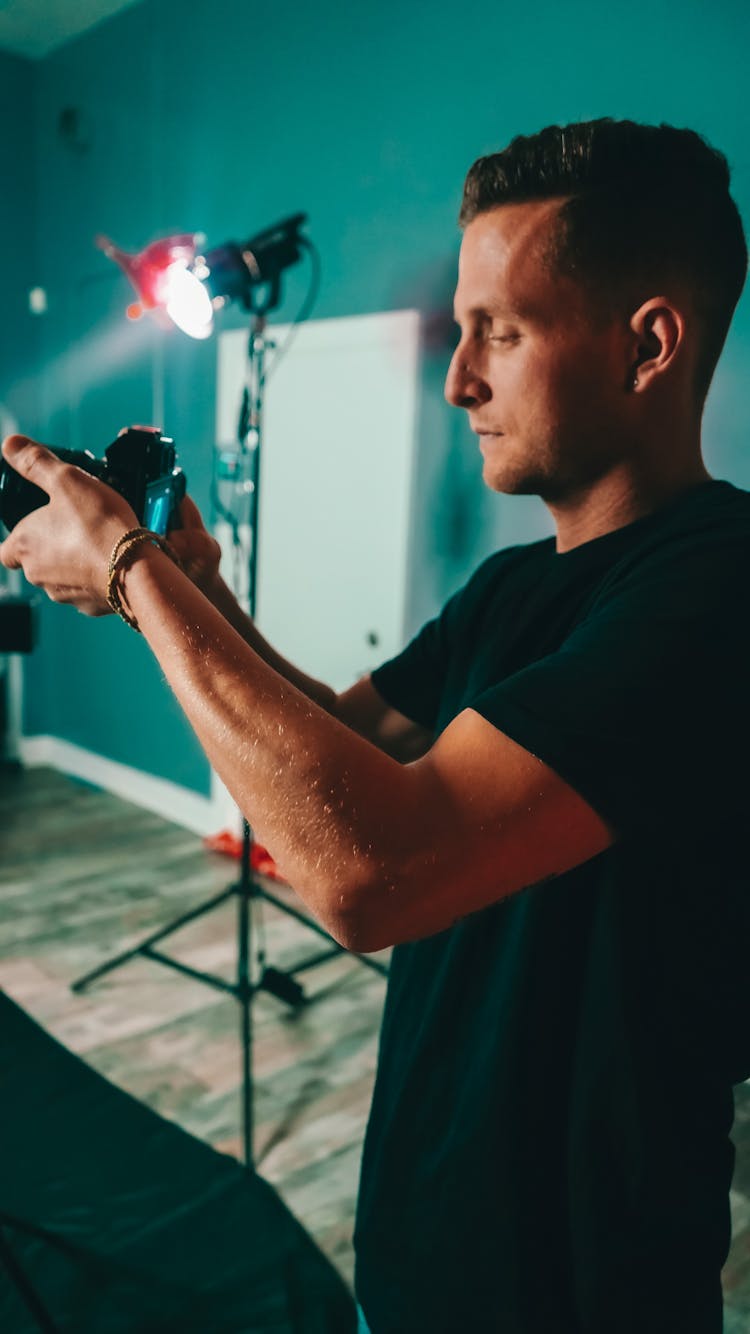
[{"x1": 106, "y1": 527, "x2": 181, "y2": 632}]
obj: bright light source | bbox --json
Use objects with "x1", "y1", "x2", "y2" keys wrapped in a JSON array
[
  {"x1": 96, "y1": 231, "x2": 203, "y2": 329},
  {"x1": 163, "y1": 262, "x2": 214, "y2": 340},
  {"x1": 29, "y1": 286, "x2": 48, "y2": 315},
  {"x1": 98, "y1": 214, "x2": 308, "y2": 337}
]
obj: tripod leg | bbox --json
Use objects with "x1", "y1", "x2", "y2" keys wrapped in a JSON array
[{"x1": 71, "y1": 884, "x2": 237, "y2": 993}]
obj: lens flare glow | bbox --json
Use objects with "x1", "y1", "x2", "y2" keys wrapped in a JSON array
[{"x1": 163, "y1": 262, "x2": 214, "y2": 339}]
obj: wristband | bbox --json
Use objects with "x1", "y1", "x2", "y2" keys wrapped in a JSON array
[{"x1": 106, "y1": 527, "x2": 181, "y2": 632}]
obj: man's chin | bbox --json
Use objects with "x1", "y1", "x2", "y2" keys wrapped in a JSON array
[{"x1": 481, "y1": 459, "x2": 543, "y2": 496}]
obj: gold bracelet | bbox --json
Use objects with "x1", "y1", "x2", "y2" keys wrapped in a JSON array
[{"x1": 106, "y1": 527, "x2": 182, "y2": 632}]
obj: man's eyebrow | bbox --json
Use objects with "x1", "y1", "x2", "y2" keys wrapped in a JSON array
[{"x1": 452, "y1": 303, "x2": 525, "y2": 322}]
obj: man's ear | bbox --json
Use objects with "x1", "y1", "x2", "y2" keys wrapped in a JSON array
[{"x1": 628, "y1": 296, "x2": 685, "y2": 392}]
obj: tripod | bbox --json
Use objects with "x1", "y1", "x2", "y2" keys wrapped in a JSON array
[{"x1": 72, "y1": 296, "x2": 388, "y2": 1169}]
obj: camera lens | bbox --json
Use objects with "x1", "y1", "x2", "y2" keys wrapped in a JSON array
[{"x1": 0, "y1": 448, "x2": 100, "y2": 532}]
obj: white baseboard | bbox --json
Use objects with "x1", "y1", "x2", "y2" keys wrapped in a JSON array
[{"x1": 18, "y1": 734, "x2": 228, "y2": 837}]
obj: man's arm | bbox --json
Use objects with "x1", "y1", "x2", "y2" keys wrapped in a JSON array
[
  {"x1": 206, "y1": 578, "x2": 432, "y2": 761},
  {"x1": 172, "y1": 497, "x2": 433, "y2": 763},
  {"x1": 0, "y1": 439, "x2": 614, "y2": 952},
  {"x1": 118, "y1": 546, "x2": 613, "y2": 951}
]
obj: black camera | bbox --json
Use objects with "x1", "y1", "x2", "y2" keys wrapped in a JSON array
[{"x1": 0, "y1": 426, "x2": 186, "y2": 536}]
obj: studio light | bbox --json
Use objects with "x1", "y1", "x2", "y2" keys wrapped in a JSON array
[{"x1": 97, "y1": 212, "x2": 309, "y2": 338}]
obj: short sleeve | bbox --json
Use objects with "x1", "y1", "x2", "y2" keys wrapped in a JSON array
[
  {"x1": 371, "y1": 553, "x2": 509, "y2": 732},
  {"x1": 370, "y1": 587, "x2": 464, "y2": 731},
  {"x1": 469, "y1": 548, "x2": 750, "y2": 841}
]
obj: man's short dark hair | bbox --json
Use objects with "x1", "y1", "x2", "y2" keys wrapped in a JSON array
[{"x1": 460, "y1": 119, "x2": 747, "y2": 402}]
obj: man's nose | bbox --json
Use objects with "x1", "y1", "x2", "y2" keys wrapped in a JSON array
[{"x1": 444, "y1": 350, "x2": 490, "y2": 408}]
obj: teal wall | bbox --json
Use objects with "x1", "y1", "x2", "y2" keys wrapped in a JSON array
[
  {"x1": 0, "y1": 50, "x2": 38, "y2": 444},
  {"x1": 18, "y1": 0, "x2": 750, "y2": 794}
]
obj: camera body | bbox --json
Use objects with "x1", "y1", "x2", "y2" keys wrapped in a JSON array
[{"x1": 0, "y1": 426, "x2": 186, "y2": 536}]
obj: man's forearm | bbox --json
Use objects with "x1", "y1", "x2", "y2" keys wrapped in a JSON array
[
  {"x1": 206, "y1": 574, "x2": 339, "y2": 714},
  {"x1": 120, "y1": 548, "x2": 420, "y2": 948}
]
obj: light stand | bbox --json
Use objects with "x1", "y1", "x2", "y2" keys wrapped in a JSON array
[{"x1": 72, "y1": 216, "x2": 388, "y2": 1169}]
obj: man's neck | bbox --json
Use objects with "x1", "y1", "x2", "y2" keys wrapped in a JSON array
[{"x1": 548, "y1": 459, "x2": 713, "y2": 554}]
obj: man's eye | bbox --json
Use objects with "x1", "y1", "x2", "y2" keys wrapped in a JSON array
[{"x1": 488, "y1": 334, "x2": 519, "y2": 344}]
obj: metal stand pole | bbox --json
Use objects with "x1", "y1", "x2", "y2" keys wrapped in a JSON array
[{"x1": 238, "y1": 822, "x2": 254, "y2": 1169}]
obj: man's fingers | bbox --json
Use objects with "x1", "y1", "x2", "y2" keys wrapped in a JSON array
[
  {"x1": 178, "y1": 494, "x2": 207, "y2": 531},
  {"x1": 0, "y1": 537, "x2": 21, "y2": 569},
  {"x1": 169, "y1": 527, "x2": 222, "y2": 571},
  {"x1": 1, "y1": 435, "x2": 61, "y2": 494}
]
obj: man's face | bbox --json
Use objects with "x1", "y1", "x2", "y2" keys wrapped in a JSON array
[{"x1": 445, "y1": 200, "x2": 630, "y2": 500}]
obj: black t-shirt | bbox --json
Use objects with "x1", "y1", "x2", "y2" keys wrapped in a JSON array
[{"x1": 354, "y1": 479, "x2": 750, "y2": 1334}]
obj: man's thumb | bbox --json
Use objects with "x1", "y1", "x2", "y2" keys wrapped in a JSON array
[{"x1": 1, "y1": 436, "x2": 57, "y2": 491}]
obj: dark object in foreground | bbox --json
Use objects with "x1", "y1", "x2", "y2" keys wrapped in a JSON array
[
  {"x1": 0, "y1": 595, "x2": 34, "y2": 653},
  {"x1": 0, "y1": 426, "x2": 186, "y2": 536},
  {"x1": 0, "y1": 990, "x2": 355, "y2": 1333}
]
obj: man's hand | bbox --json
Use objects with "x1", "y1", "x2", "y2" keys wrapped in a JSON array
[
  {"x1": 0, "y1": 434, "x2": 137, "y2": 615},
  {"x1": 168, "y1": 494, "x2": 223, "y2": 597}
]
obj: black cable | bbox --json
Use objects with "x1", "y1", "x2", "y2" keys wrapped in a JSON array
[
  {"x1": 260, "y1": 237, "x2": 321, "y2": 389},
  {"x1": 211, "y1": 238, "x2": 320, "y2": 569},
  {"x1": 210, "y1": 235, "x2": 321, "y2": 600}
]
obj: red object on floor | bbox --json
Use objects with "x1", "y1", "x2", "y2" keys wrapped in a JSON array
[{"x1": 203, "y1": 829, "x2": 286, "y2": 882}]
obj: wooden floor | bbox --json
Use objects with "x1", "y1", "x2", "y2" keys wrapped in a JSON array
[
  {"x1": 0, "y1": 763, "x2": 389, "y2": 1293},
  {"x1": 2, "y1": 764, "x2": 750, "y2": 1329}
]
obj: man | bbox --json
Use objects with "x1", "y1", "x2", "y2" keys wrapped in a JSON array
[{"x1": 1, "y1": 118, "x2": 749, "y2": 1332}]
